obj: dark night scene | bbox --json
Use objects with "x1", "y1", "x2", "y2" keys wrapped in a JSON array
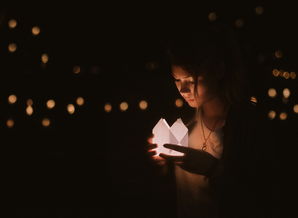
[{"x1": 1, "y1": 2, "x2": 297, "y2": 218}]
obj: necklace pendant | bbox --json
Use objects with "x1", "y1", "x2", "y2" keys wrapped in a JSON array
[{"x1": 202, "y1": 143, "x2": 207, "y2": 151}]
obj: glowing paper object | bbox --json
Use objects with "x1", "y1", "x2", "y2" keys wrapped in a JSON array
[{"x1": 152, "y1": 118, "x2": 188, "y2": 156}]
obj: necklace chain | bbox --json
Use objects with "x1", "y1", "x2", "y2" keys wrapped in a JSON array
[{"x1": 200, "y1": 112, "x2": 221, "y2": 151}]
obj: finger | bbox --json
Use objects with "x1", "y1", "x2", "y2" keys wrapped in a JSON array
[
  {"x1": 159, "y1": 153, "x2": 184, "y2": 162},
  {"x1": 147, "y1": 133, "x2": 154, "y2": 144},
  {"x1": 147, "y1": 150, "x2": 156, "y2": 157},
  {"x1": 147, "y1": 143, "x2": 157, "y2": 150},
  {"x1": 163, "y1": 144, "x2": 188, "y2": 153},
  {"x1": 152, "y1": 156, "x2": 166, "y2": 166}
]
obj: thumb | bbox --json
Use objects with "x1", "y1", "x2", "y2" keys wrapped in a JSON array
[{"x1": 147, "y1": 133, "x2": 154, "y2": 144}]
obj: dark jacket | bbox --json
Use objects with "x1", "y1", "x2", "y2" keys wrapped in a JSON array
[{"x1": 210, "y1": 100, "x2": 277, "y2": 218}]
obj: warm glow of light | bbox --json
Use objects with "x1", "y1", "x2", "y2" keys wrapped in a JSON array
[
  {"x1": 290, "y1": 72, "x2": 296, "y2": 79},
  {"x1": 283, "y1": 88, "x2": 290, "y2": 98},
  {"x1": 46, "y1": 99, "x2": 55, "y2": 109},
  {"x1": 8, "y1": 95, "x2": 17, "y2": 104},
  {"x1": 268, "y1": 110, "x2": 276, "y2": 120},
  {"x1": 32, "y1": 26, "x2": 41, "y2": 35},
  {"x1": 139, "y1": 100, "x2": 148, "y2": 110},
  {"x1": 42, "y1": 118, "x2": 51, "y2": 127},
  {"x1": 76, "y1": 97, "x2": 84, "y2": 106},
  {"x1": 8, "y1": 43, "x2": 17, "y2": 53},
  {"x1": 279, "y1": 70, "x2": 284, "y2": 77},
  {"x1": 235, "y1": 19, "x2": 244, "y2": 28},
  {"x1": 268, "y1": 88, "x2": 277, "y2": 98},
  {"x1": 73, "y1": 66, "x2": 81, "y2": 74},
  {"x1": 67, "y1": 104, "x2": 75, "y2": 114},
  {"x1": 250, "y1": 96, "x2": 258, "y2": 103},
  {"x1": 120, "y1": 102, "x2": 129, "y2": 111},
  {"x1": 8, "y1": 19, "x2": 17, "y2": 29},
  {"x1": 27, "y1": 99, "x2": 33, "y2": 106},
  {"x1": 293, "y1": 104, "x2": 298, "y2": 113},
  {"x1": 6, "y1": 119, "x2": 14, "y2": 128},
  {"x1": 41, "y1": 53, "x2": 49, "y2": 64},
  {"x1": 255, "y1": 6, "x2": 264, "y2": 15},
  {"x1": 279, "y1": 112, "x2": 287, "y2": 120},
  {"x1": 26, "y1": 106, "x2": 34, "y2": 116},
  {"x1": 175, "y1": 98, "x2": 184, "y2": 107},
  {"x1": 208, "y1": 12, "x2": 217, "y2": 22},
  {"x1": 104, "y1": 103, "x2": 112, "y2": 113},
  {"x1": 283, "y1": 71, "x2": 290, "y2": 79},
  {"x1": 272, "y1": 69, "x2": 280, "y2": 77},
  {"x1": 274, "y1": 50, "x2": 283, "y2": 59}
]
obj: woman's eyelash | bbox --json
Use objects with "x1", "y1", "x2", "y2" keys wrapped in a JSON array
[{"x1": 174, "y1": 79, "x2": 195, "y2": 84}]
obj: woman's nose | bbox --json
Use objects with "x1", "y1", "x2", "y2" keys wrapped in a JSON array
[{"x1": 180, "y1": 85, "x2": 191, "y2": 93}]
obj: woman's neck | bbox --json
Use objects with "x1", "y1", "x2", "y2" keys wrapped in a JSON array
[{"x1": 200, "y1": 97, "x2": 230, "y2": 130}]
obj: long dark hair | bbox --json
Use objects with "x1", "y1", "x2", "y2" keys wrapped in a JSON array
[{"x1": 165, "y1": 23, "x2": 251, "y2": 106}]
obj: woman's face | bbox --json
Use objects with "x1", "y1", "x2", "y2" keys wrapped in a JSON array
[{"x1": 172, "y1": 65, "x2": 211, "y2": 108}]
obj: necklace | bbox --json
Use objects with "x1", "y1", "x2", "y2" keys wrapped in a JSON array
[{"x1": 200, "y1": 111, "x2": 222, "y2": 151}]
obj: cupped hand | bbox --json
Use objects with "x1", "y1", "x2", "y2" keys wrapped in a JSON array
[{"x1": 159, "y1": 144, "x2": 219, "y2": 176}]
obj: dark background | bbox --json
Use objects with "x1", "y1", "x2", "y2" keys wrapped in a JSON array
[{"x1": 1, "y1": 2, "x2": 297, "y2": 217}]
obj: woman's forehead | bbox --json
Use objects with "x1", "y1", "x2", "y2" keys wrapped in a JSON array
[{"x1": 171, "y1": 66, "x2": 192, "y2": 78}]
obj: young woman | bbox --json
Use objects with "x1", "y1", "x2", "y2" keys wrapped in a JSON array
[{"x1": 148, "y1": 24, "x2": 276, "y2": 218}]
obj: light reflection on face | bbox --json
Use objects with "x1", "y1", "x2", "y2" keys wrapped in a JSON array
[{"x1": 172, "y1": 65, "x2": 210, "y2": 109}]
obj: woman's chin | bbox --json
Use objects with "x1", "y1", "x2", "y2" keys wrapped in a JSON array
[{"x1": 187, "y1": 101, "x2": 198, "y2": 108}]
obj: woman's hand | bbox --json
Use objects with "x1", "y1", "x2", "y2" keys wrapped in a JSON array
[
  {"x1": 146, "y1": 134, "x2": 166, "y2": 166},
  {"x1": 159, "y1": 144, "x2": 219, "y2": 176}
]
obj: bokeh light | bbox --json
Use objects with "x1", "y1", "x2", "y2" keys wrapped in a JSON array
[
  {"x1": 27, "y1": 99, "x2": 33, "y2": 106},
  {"x1": 6, "y1": 119, "x2": 15, "y2": 128},
  {"x1": 290, "y1": 72, "x2": 296, "y2": 79},
  {"x1": 268, "y1": 88, "x2": 277, "y2": 98},
  {"x1": 8, "y1": 95, "x2": 17, "y2": 104},
  {"x1": 26, "y1": 106, "x2": 34, "y2": 116},
  {"x1": 250, "y1": 96, "x2": 258, "y2": 104},
  {"x1": 279, "y1": 112, "x2": 287, "y2": 120},
  {"x1": 283, "y1": 88, "x2": 290, "y2": 98},
  {"x1": 272, "y1": 69, "x2": 280, "y2": 77},
  {"x1": 175, "y1": 98, "x2": 184, "y2": 108},
  {"x1": 139, "y1": 100, "x2": 148, "y2": 110},
  {"x1": 208, "y1": 12, "x2": 217, "y2": 22},
  {"x1": 47, "y1": 99, "x2": 56, "y2": 109},
  {"x1": 104, "y1": 103, "x2": 112, "y2": 113},
  {"x1": 274, "y1": 50, "x2": 283, "y2": 59},
  {"x1": 120, "y1": 102, "x2": 129, "y2": 111},
  {"x1": 32, "y1": 26, "x2": 41, "y2": 35},
  {"x1": 76, "y1": 97, "x2": 85, "y2": 106},
  {"x1": 283, "y1": 71, "x2": 290, "y2": 79},
  {"x1": 67, "y1": 104, "x2": 75, "y2": 114},
  {"x1": 8, "y1": 43, "x2": 17, "y2": 53},
  {"x1": 73, "y1": 66, "x2": 81, "y2": 74},
  {"x1": 8, "y1": 19, "x2": 17, "y2": 29},
  {"x1": 268, "y1": 110, "x2": 276, "y2": 120},
  {"x1": 41, "y1": 53, "x2": 49, "y2": 64},
  {"x1": 293, "y1": 105, "x2": 298, "y2": 113},
  {"x1": 42, "y1": 118, "x2": 51, "y2": 127}
]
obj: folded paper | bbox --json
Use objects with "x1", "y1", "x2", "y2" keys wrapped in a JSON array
[{"x1": 152, "y1": 118, "x2": 188, "y2": 156}]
